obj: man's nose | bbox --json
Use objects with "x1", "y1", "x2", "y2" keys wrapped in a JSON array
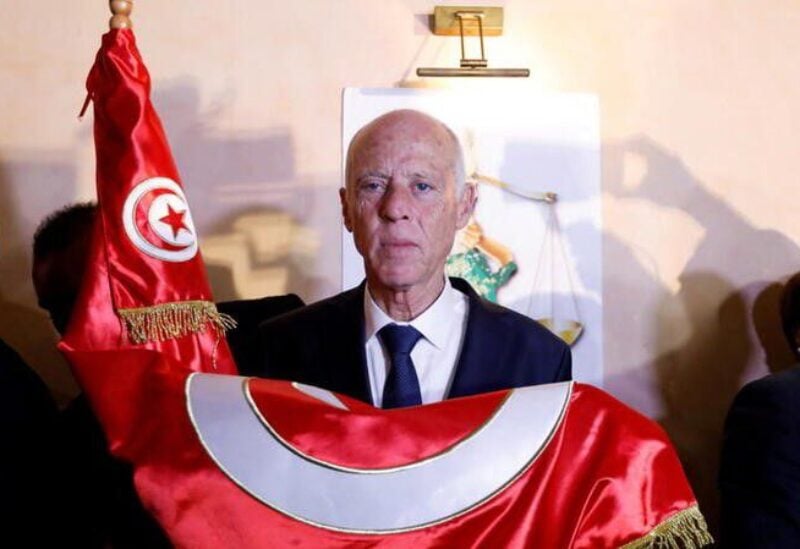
[{"x1": 379, "y1": 184, "x2": 412, "y2": 221}]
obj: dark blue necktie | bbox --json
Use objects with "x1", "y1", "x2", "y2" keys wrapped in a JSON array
[{"x1": 378, "y1": 324, "x2": 423, "y2": 409}]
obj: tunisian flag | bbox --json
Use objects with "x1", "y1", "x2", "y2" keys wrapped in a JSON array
[
  {"x1": 61, "y1": 28, "x2": 236, "y2": 376},
  {"x1": 61, "y1": 29, "x2": 713, "y2": 547}
]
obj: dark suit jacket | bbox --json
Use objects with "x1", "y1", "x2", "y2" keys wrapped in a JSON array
[
  {"x1": 251, "y1": 278, "x2": 571, "y2": 404},
  {"x1": 218, "y1": 294, "x2": 305, "y2": 370},
  {"x1": 719, "y1": 366, "x2": 800, "y2": 547},
  {"x1": 0, "y1": 338, "x2": 61, "y2": 544}
]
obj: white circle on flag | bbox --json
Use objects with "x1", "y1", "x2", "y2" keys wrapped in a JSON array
[{"x1": 122, "y1": 177, "x2": 198, "y2": 262}]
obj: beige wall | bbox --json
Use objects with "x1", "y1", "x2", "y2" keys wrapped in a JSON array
[{"x1": 2, "y1": 0, "x2": 799, "y2": 534}]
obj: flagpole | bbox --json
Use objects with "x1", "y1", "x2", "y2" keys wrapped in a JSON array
[{"x1": 109, "y1": 0, "x2": 133, "y2": 29}]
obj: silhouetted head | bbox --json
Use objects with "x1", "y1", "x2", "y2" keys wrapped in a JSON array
[
  {"x1": 341, "y1": 109, "x2": 476, "y2": 303},
  {"x1": 32, "y1": 202, "x2": 97, "y2": 335},
  {"x1": 780, "y1": 272, "x2": 800, "y2": 361}
]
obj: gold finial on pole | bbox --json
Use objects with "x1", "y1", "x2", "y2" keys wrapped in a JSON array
[{"x1": 109, "y1": 0, "x2": 133, "y2": 29}]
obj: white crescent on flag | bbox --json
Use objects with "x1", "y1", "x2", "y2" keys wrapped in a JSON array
[
  {"x1": 186, "y1": 374, "x2": 572, "y2": 533},
  {"x1": 122, "y1": 176, "x2": 198, "y2": 262}
]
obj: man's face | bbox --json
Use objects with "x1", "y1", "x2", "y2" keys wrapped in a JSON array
[{"x1": 341, "y1": 112, "x2": 475, "y2": 295}]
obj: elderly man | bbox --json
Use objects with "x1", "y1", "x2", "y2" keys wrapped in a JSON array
[{"x1": 252, "y1": 109, "x2": 571, "y2": 407}]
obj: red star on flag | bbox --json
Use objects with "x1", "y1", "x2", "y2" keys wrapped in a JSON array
[{"x1": 159, "y1": 204, "x2": 189, "y2": 239}]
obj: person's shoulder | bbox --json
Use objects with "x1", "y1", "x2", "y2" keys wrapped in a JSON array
[
  {"x1": 217, "y1": 293, "x2": 304, "y2": 321},
  {"x1": 452, "y1": 278, "x2": 569, "y2": 352},
  {"x1": 720, "y1": 367, "x2": 800, "y2": 509},
  {"x1": 0, "y1": 338, "x2": 55, "y2": 404},
  {"x1": 482, "y1": 299, "x2": 568, "y2": 348},
  {"x1": 259, "y1": 286, "x2": 363, "y2": 334},
  {"x1": 732, "y1": 366, "x2": 800, "y2": 414},
  {"x1": 0, "y1": 338, "x2": 58, "y2": 431}
]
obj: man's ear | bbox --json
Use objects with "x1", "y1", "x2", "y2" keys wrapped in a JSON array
[
  {"x1": 456, "y1": 183, "x2": 477, "y2": 229},
  {"x1": 340, "y1": 187, "x2": 353, "y2": 233}
]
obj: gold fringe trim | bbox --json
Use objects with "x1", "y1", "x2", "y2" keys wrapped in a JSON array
[
  {"x1": 118, "y1": 300, "x2": 237, "y2": 345},
  {"x1": 620, "y1": 505, "x2": 714, "y2": 548}
]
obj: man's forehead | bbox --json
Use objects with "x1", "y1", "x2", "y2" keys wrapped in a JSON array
[
  {"x1": 354, "y1": 109, "x2": 453, "y2": 148},
  {"x1": 361, "y1": 118, "x2": 449, "y2": 146},
  {"x1": 346, "y1": 110, "x2": 460, "y2": 184},
  {"x1": 352, "y1": 130, "x2": 450, "y2": 164},
  {"x1": 350, "y1": 149, "x2": 449, "y2": 178}
]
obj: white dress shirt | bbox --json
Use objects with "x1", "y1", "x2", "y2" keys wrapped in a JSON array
[{"x1": 364, "y1": 278, "x2": 469, "y2": 407}]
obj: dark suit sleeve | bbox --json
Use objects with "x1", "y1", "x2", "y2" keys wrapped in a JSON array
[
  {"x1": 218, "y1": 294, "x2": 304, "y2": 373},
  {"x1": 254, "y1": 308, "x2": 321, "y2": 382},
  {"x1": 255, "y1": 318, "x2": 285, "y2": 379},
  {"x1": 249, "y1": 309, "x2": 306, "y2": 380},
  {"x1": 719, "y1": 373, "x2": 800, "y2": 547}
]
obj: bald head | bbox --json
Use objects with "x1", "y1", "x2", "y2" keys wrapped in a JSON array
[{"x1": 345, "y1": 109, "x2": 466, "y2": 195}]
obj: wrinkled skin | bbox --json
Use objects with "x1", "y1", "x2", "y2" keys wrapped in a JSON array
[{"x1": 341, "y1": 110, "x2": 476, "y2": 320}]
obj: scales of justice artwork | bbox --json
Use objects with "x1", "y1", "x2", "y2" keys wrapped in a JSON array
[{"x1": 342, "y1": 88, "x2": 602, "y2": 385}]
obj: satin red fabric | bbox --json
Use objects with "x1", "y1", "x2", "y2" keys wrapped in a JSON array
[
  {"x1": 253, "y1": 381, "x2": 508, "y2": 468},
  {"x1": 62, "y1": 349, "x2": 698, "y2": 548}
]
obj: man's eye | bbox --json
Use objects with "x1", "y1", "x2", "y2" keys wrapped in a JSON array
[
  {"x1": 414, "y1": 182, "x2": 432, "y2": 192},
  {"x1": 360, "y1": 180, "x2": 384, "y2": 192}
]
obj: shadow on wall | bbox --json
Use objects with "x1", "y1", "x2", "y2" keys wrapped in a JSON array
[
  {"x1": 602, "y1": 135, "x2": 800, "y2": 538},
  {"x1": 0, "y1": 150, "x2": 82, "y2": 404},
  {"x1": 150, "y1": 79, "x2": 341, "y2": 302},
  {"x1": 202, "y1": 206, "x2": 329, "y2": 302},
  {"x1": 151, "y1": 79, "x2": 295, "y2": 234},
  {"x1": 0, "y1": 78, "x2": 342, "y2": 403}
]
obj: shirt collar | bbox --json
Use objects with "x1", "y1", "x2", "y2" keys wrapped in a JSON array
[{"x1": 363, "y1": 278, "x2": 457, "y2": 350}]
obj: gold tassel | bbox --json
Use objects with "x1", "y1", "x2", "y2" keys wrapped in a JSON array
[
  {"x1": 620, "y1": 505, "x2": 714, "y2": 548},
  {"x1": 118, "y1": 300, "x2": 237, "y2": 345}
]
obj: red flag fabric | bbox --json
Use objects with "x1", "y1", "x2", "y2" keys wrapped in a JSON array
[
  {"x1": 60, "y1": 28, "x2": 713, "y2": 547},
  {"x1": 61, "y1": 29, "x2": 236, "y2": 376},
  {"x1": 63, "y1": 345, "x2": 713, "y2": 548}
]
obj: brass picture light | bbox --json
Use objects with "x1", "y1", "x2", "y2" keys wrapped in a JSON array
[{"x1": 417, "y1": 6, "x2": 529, "y2": 77}]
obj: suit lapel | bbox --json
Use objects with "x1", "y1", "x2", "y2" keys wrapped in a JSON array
[
  {"x1": 326, "y1": 283, "x2": 373, "y2": 405},
  {"x1": 448, "y1": 278, "x2": 507, "y2": 399}
]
